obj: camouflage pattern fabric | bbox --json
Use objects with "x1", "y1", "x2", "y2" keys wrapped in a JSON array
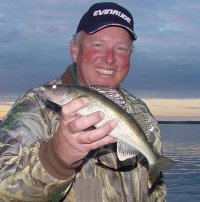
[{"x1": 0, "y1": 65, "x2": 167, "y2": 202}]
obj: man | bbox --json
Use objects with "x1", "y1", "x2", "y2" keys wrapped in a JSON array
[{"x1": 0, "y1": 2, "x2": 166, "y2": 202}]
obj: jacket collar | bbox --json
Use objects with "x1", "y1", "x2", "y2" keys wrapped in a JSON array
[{"x1": 61, "y1": 63, "x2": 79, "y2": 84}]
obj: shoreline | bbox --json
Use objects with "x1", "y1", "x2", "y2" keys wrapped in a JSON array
[{"x1": 158, "y1": 121, "x2": 200, "y2": 124}]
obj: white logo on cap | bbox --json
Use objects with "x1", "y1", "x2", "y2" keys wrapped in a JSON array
[{"x1": 93, "y1": 9, "x2": 131, "y2": 24}]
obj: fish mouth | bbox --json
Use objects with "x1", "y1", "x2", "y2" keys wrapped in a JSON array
[
  {"x1": 95, "y1": 67, "x2": 114, "y2": 75},
  {"x1": 36, "y1": 85, "x2": 55, "y2": 99},
  {"x1": 36, "y1": 86, "x2": 46, "y2": 95}
]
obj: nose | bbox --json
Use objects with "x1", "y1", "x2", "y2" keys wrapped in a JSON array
[{"x1": 103, "y1": 48, "x2": 116, "y2": 65}]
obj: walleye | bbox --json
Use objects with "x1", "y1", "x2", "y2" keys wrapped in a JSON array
[{"x1": 40, "y1": 84, "x2": 176, "y2": 187}]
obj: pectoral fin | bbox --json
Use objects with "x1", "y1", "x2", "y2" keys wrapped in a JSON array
[{"x1": 117, "y1": 141, "x2": 139, "y2": 161}]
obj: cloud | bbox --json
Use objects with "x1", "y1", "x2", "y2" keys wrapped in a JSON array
[{"x1": 0, "y1": 0, "x2": 200, "y2": 102}]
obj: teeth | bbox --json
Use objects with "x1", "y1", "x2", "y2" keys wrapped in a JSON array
[{"x1": 95, "y1": 68, "x2": 114, "y2": 75}]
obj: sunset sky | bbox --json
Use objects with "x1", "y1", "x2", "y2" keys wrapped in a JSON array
[{"x1": 0, "y1": 0, "x2": 200, "y2": 121}]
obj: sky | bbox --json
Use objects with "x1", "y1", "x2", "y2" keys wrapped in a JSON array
[{"x1": 0, "y1": 0, "x2": 200, "y2": 120}]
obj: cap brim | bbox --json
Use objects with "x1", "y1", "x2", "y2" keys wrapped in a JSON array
[{"x1": 84, "y1": 23, "x2": 137, "y2": 41}]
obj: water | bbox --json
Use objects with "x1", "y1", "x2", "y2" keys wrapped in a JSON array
[{"x1": 159, "y1": 124, "x2": 200, "y2": 202}]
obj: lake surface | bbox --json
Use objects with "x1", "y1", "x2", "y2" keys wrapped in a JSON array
[{"x1": 159, "y1": 123, "x2": 200, "y2": 202}]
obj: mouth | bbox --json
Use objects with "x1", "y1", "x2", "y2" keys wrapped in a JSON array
[{"x1": 95, "y1": 67, "x2": 114, "y2": 75}]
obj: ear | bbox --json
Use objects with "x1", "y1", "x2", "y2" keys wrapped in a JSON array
[{"x1": 70, "y1": 40, "x2": 79, "y2": 63}]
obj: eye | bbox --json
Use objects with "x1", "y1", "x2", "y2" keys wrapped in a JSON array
[
  {"x1": 117, "y1": 46, "x2": 127, "y2": 51},
  {"x1": 52, "y1": 85, "x2": 57, "y2": 89},
  {"x1": 89, "y1": 41, "x2": 105, "y2": 49},
  {"x1": 116, "y1": 46, "x2": 130, "y2": 53},
  {"x1": 116, "y1": 44, "x2": 132, "y2": 54},
  {"x1": 93, "y1": 42, "x2": 104, "y2": 48}
]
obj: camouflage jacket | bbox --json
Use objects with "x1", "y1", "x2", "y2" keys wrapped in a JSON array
[{"x1": 0, "y1": 64, "x2": 167, "y2": 202}]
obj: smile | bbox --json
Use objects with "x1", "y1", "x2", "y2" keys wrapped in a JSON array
[{"x1": 95, "y1": 67, "x2": 114, "y2": 75}]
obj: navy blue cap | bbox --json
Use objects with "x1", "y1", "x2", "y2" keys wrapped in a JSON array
[{"x1": 76, "y1": 2, "x2": 137, "y2": 41}]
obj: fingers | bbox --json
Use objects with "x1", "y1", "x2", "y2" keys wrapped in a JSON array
[
  {"x1": 67, "y1": 111, "x2": 104, "y2": 134},
  {"x1": 59, "y1": 96, "x2": 118, "y2": 145},
  {"x1": 60, "y1": 96, "x2": 107, "y2": 134},
  {"x1": 61, "y1": 96, "x2": 89, "y2": 123},
  {"x1": 78, "y1": 120, "x2": 118, "y2": 144}
]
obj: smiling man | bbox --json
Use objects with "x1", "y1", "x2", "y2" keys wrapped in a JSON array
[{"x1": 0, "y1": 2, "x2": 167, "y2": 201}]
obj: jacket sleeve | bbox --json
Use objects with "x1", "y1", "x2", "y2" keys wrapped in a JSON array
[{"x1": 0, "y1": 88, "x2": 74, "y2": 201}]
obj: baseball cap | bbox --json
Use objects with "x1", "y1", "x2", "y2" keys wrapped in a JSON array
[{"x1": 76, "y1": 2, "x2": 137, "y2": 41}]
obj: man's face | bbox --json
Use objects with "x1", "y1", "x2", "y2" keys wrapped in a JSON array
[{"x1": 71, "y1": 26, "x2": 132, "y2": 88}]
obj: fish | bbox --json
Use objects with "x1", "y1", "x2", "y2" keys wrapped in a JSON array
[{"x1": 40, "y1": 84, "x2": 176, "y2": 187}]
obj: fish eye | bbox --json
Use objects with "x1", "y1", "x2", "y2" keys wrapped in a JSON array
[{"x1": 52, "y1": 85, "x2": 57, "y2": 89}]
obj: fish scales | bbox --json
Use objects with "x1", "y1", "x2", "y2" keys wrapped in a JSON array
[{"x1": 42, "y1": 84, "x2": 150, "y2": 154}]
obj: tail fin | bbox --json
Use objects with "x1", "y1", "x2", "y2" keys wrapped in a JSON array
[{"x1": 148, "y1": 156, "x2": 176, "y2": 188}]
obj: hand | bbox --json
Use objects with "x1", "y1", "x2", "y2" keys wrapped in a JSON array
[{"x1": 53, "y1": 97, "x2": 117, "y2": 165}]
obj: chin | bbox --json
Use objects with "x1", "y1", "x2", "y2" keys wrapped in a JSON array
[
  {"x1": 91, "y1": 79, "x2": 118, "y2": 88},
  {"x1": 97, "y1": 83, "x2": 117, "y2": 88}
]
